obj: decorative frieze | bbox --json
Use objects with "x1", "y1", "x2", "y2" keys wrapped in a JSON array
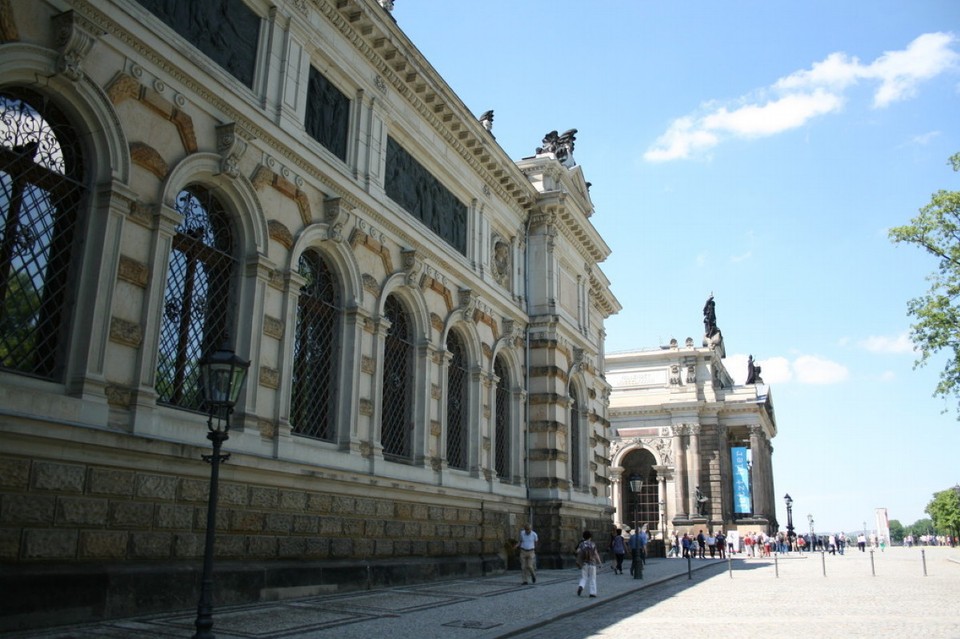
[
  {"x1": 116, "y1": 255, "x2": 148, "y2": 288},
  {"x1": 358, "y1": 398, "x2": 373, "y2": 416},
  {"x1": 259, "y1": 366, "x2": 279, "y2": 389},
  {"x1": 360, "y1": 356, "x2": 375, "y2": 375},
  {"x1": 129, "y1": 142, "x2": 167, "y2": 180},
  {"x1": 109, "y1": 316, "x2": 141, "y2": 348},
  {"x1": 262, "y1": 315, "x2": 283, "y2": 340},
  {"x1": 104, "y1": 384, "x2": 133, "y2": 408}
]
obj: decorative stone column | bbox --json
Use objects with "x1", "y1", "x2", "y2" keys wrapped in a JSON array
[
  {"x1": 671, "y1": 425, "x2": 686, "y2": 517},
  {"x1": 687, "y1": 424, "x2": 702, "y2": 517},
  {"x1": 749, "y1": 425, "x2": 769, "y2": 520}
]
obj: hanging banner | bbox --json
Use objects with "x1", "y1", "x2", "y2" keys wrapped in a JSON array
[{"x1": 731, "y1": 447, "x2": 752, "y2": 514}]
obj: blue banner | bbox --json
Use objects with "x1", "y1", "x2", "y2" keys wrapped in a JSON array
[{"x1": 731, "y1": 447, "x2": 752, "y2": 514}]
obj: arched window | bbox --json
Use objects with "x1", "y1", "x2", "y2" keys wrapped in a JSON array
[
  {"x1": 494, "y1": 355, "x2": 510, "y2": 479},
  {"x1": 291, "y1": 249, "x2": 341, "y2": 441},
  {"x1": 0, "y1": 89, "x2": 86, "y2": 380},
  {"x1": 570, "y1": 386, "x2": 581, "y2": 487},
  {"x1": 156, "y1": 185, "x2": 236, "y2": 410},
  {"x1": 445, "y1": 331, "x2": 468, "y2": 470},
  {"x1": 381, "y1": 294, "x2": 412, "y2": 459}
]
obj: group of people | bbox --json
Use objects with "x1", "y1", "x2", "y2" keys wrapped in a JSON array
[
  {"x1": 515, "y1": 524, "x2": 651, "y2": 598},
  {"x1": 673, "y1": 529, "x2": 727, "y2": 559},
  {"x1": 905, "y1": 534, "x2": 956, "y2": 547}
]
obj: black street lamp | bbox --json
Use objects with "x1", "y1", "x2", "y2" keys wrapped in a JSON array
[
  {"x1": 784, "y1": 493, "x2": 794, "y2": 547},
  {"x1": 193, "y1": 345, "x2": 249, "y2": 639},
  {"x1": 628, "y1": 476, "x2": 644, "y2": 579}
]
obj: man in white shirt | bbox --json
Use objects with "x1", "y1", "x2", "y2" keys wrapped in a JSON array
[{"x1": 517, "y1": 523, "x2": 539, "y2": 585}]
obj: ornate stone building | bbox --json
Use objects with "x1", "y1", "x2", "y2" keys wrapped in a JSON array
[
  {"x1": 606, "y1": 300, "x2": 778, "y2": 546},
  {"x1": 0, "y1": 0, "x2": 619, "y2": 629}
]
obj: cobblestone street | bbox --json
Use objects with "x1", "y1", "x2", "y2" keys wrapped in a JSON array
[{"x1": 510, "y1": 547, "x2": 960, "y2": 639}]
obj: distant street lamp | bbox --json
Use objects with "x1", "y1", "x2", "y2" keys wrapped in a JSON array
[
  {"x1": 193, "y1": 346, "x2": 250, "y2": 639},
  {"x1": 629, "y1": 476, "x2": 644, "y2": 579},
  {"x1": 784, "y1": 494, "x2": 794, "y2": 548}
]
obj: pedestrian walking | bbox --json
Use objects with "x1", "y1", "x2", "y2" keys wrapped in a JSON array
[
  {"x1": 516, "y1": 523, "x2": 538, "y2": 585},
  {"x1": 576, "y1": 530, "x2": 601, "y2": 598}
]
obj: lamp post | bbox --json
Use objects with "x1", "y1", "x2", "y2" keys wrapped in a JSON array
[
  {"x1": 193, "y1": 346, "x2": 249, "y2": 639},
  {"x1": 629, "y1": 476, "x2": 643, "y2": 579},
  {"x1": 807, "y1": 513, "x2": 815, "y2": 553},
  {"x1": 784, "y1": 494, "x2": 794, "y2": 549}
]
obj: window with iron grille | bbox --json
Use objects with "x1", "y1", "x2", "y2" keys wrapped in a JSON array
[
  {"x1": 0, "y1": 89, "x2": 85, "y2": 381},
  {"x1": 291, "y1": 249, "x2": 340, "y2": 441},
  {"x1": 570, "y1": 386, "x2": 581, "y2": 487},
  {"x1": 156, "y1": 185, "x2": 236, "y2": 411},
  {"x1": 494, "y1": 355, "x2": 510, "y2": 479},
  {"x1": 381, "y1": 295, "x2": 412, "y2": 459},
  {"x1": 445, "y1": 331, "x2": 468, "y2": 470}
]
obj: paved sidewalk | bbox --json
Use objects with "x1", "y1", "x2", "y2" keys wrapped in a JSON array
[
  {"x1": 4, "y1": 547, "x2": 958, "y2": 638},
  {"x1": 1, "y1": 555, "x2": 718, "y2": 638}
]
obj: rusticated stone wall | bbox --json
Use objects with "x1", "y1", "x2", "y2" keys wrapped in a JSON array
[{"x1": 0, "y1": 454, "x2": 516, "y2": 564}]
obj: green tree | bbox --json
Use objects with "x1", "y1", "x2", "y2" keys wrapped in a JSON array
[
  {"x1": 887, "y1": 519, "x2": 904, "y2": 544},
  {"x1": 905, "y1": 518, "x2": 935, "y2": 537},
  {"x1": 889, "y1": 153, "x2": 960, "y2": 416},
  {"x1": 925, "y1": 486, "x2": 960, "y2": 539}
]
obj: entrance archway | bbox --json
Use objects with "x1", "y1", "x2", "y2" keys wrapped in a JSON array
[{"x1": 621, "y1": 449, "x2": 658, "y2": 531}]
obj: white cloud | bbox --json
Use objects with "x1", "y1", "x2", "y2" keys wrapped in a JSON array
[
  {"x1": 794, "y1": 355, "x2": 850, "y2": 384},
  {"x1": 701, "y1": 89, "x2": 844, "y2": 137},
  {"x1": 728, "y1": 353, "x2": 846, "y2": 385},
  {"x1": 909, "y1": 130, "x2": 940, "y2": 145},
  {"x1": 730, "y1": 250, "x2": 752, "y2": 263},
  {"x1": 756, "y1": 356, "x2": 793, "y2": 384},
  {"x1": 858, "y1": 332, "x2": 915, "y2": 354},
  {"x1": 645, "y1": 32, "x2": 959, "y2": 162},
  {"x1": 879, "y1": 370, "x2": 896, "y2": 382}
]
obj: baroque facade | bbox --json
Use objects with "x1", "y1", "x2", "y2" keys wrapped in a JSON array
[
  {"x1": 0, "y1": 0, "x2": 619, "y2": 629},
  {"x1": 606, "y1": 302, "x2": 778, "y2": 546}
]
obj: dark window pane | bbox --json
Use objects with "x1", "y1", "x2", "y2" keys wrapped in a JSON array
[
  {"x1": 305, "y1": 67, "x2": 350, "y2": 162},
  {"x1": 384, "y1": 137, "x2": 467, "y2": 255},
  {"x1": 381, "y1": 295, "x2": 412, "y2": 459},
  {"x1": 291, "y1": 250, "x2": 341, "y2": 441},
  {"x1": 570, "y1": 387, "x2": 580, "y2": 487},
  {"x1": 156, "y1": 185, "x2": 236, "y2": 410},
  {"x1": 0, "y1": 90, "x2": 85, "y2": 380},
  {"x1": 494, "y1": 356, "x2": 510, "y2": 479},
  {"x1": 135, "y1": 0, "x2": 260, "y2": 88},
  {"x1": 446, "y1": 331, "x2": 467, "y2": 469}
]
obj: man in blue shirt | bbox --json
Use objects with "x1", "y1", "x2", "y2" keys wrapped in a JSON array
[{"x1": 629, "y1": 526, "x2": 648, "y2": 577}]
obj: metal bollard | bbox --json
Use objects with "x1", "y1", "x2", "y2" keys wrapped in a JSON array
[
  {"x1": 775, "y1": 554, "x2": 779, "y2": 578},
  {"x1": 870, "y1": 550, "x2": 875, "y2": 576},
  {"x1": 922, "y1": 549, "x2": 927, "y2": 576},
  {"x1": 687, "y1": 554, "x2": 692, "y2": 580},
  {"x1": 728, "y1": 555, "x2": 733, "y2": 578},
  {"x1": 821, "y1": 550, "x2": 826, "y2": 576}
]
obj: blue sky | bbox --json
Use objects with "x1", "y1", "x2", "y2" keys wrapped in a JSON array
[{"x1": 395, "y1": 1, "x2": 960, "y2": 534}]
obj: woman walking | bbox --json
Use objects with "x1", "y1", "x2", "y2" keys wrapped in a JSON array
[{"x1": 576, "y1": 530, "x2": 602, "y2": 598}]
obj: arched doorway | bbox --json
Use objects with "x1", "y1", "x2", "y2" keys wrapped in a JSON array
[{"x1": 621, "y1": 449, "x2": 658, "y2": 531}]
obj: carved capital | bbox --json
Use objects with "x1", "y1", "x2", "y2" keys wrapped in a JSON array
[
  {"x1": 216, "y1": 122, "x2": 253, "y2": 179},
  {"x1": 323, "y1": 196, "x2": 351, "y2": 242},
  {"x1": 401, "y1": 248, "x2": 422, "y2": 288},
  {"x1": 52, "y1": 11, "x2": 103, "y2": 82}
]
